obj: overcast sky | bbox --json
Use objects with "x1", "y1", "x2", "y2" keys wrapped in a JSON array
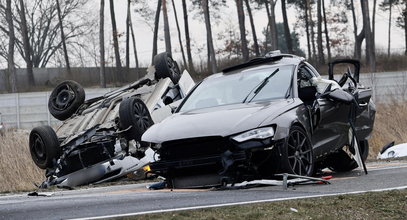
[{"x1": 99, "y1": 0, "x2": 405, "y2": 67}]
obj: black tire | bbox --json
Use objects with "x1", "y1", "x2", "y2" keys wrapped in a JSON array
[
  {"x1": 48, "y1": 80, "x2": 85, "y2": 121},
  {"x1": 328, "y1": 141, "x2": 369, "y2": 172},
  {"x1": 119, "y1": 97, "x2": 154, "y2": 142},
  {"x1": 29, "y1": 126, "x2": 60, "y2": 169},
  {"x1": 154, "y1": 52, "x2": 181, "y2": 84},
  {"x1": 279, "y1": 125, "x2": 314, "y2": 176}
]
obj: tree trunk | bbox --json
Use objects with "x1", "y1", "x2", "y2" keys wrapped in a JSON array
[
  {"x1": 171, "y1": 0, "x2": 187, "y2": 67},
  {"x1": 152, "y1": 0, "x2": 162, "y2": 63},
  {"x1": 6, "y1": 0, "x2": 17, "y2": 93},
  {"x1": 182, "y1": 0, "x2": 195, "y2": 73},
  {"x1": 322, "y1": 0, "x2": 331, "y2": 62},
  {"x1": 18, "y1": 0, "x2": 34, "y2": 86},
  {"x1": 351, "y1": 0, "x2": 364, "y2": 60},
  {"x1": 372, "y1": 0, "x2": 377, "y2": 56},
  {"x1": 304, "y1": 0, "x2": 312, "y2": 59},
  {"x1": 308, "y1": 0, "x2": 317, "y2": 61},
  {"x1": 405, "y1": 0, "x2": 407, "y2": 55},
  {"x1": 361, "y1": 0, "x2": 376, "y2": 72},
  {"x1": 244, "y1": 0, "x2": 259, "y2": 56},
  {"x1": 162, "y1": 0, "x2": 172, "y2": 54},
  {"x1": 269, "y1": 1, "x2": 278, "y2": 51},
  {"x1": 281, "y1": 0, "x2": 293, "y2": 53},
  {"x1": 56, "y1": 0, "x2": 71, "y2": 76},
  {"x1": 110, "y1": 0, "x2": 123, "y2": 83},
  {"x1": 100, "y1": 0, "x2": 106, "y2": 88},
  {"x1": 129, "y1": 8, "x2": 139, "y2": 70},
  {"x1": 236, "y1": 0, "x2": 249, "y2": 61},
  {"x1": 203, "y1": 0, "x2": 217, "y2": 73},
  {"x1": 126, "y1": 0, "x2": 130, "y2": 71},
  {"x1": 387, "y1": 1, "x2": 392, "y2": 57},
  {"x1": 317, "y1": 0, "x2": 324, "y2": 64}
]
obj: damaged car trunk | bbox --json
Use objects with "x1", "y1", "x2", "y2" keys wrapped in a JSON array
[
  {"x1": 142, "y1": 52, "x2": 376, "y2": 188},
  {"x1": 29, "y1": 52, "x2": 195, "y2": 188}
]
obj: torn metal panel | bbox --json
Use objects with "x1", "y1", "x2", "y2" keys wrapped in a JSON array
[{"x1": 378, "y1": 143, "x2": 407, "y2": 159}]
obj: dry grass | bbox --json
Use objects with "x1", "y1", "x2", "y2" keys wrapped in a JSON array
[
  {"x1": 369, "y1": 102, "x2": 407, "y2": 158},
  {"x1": 0, "y1": 129, "x2": 44, "y2": 193},
  {"x1": 123, "y1": 189, "x2": 407, "y2": 220}
]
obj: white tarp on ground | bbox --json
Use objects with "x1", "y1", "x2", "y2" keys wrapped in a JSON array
[{"x1": 378, "y1": 143, "x2": 407, "y2": 159}]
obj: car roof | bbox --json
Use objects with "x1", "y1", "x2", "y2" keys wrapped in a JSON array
[
  {"x1": 222, "y1": 54, "x2": 304, "y2": 73},
  {"x1": 203, "y1": 54, "x2": 304, "y2": 81}
]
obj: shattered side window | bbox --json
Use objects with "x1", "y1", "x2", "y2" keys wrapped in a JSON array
[{"x1": 179, "y1": 65, "x2": 294, "y2": 112}]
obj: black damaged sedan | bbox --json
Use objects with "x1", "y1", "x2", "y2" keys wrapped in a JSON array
[{"x1": 142, "y1": 53, "x2": 375, "y2": 188}]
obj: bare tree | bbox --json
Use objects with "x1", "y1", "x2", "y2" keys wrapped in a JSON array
[
  {"x1": 308, "y1": 0, "x2": 317, "y2": 61},
  {"x1": 0, "y1": 0, "x2": 92, "y2": 68},
  {"x1": 128, "y1": 5, "x2": 139, "y2": 70},
  {"x1": 99, "y1": 0, "x2": 106, "y2": 88},
  {"x1": 244, "y1": 0, "x2": 259, "y2": 56},
  {"x1": 162, "y1": 0, "x2": 172, "y2": 54},
  {"x1": 264, "y1": 0, "x2": 278, "y2": 51},
  {"x1": 282, "y1": 0, "x2": 293, "y2": 53},
  {"x1": 380, "y1": 0, "x2": 398, "y2": 57},
  {"x1": 304, "y1": 0, "x2": 312, "y2": 59},
  {"x1": 351, "y1": 0, "x2": 364, "y2": 60},
  {"x1": 6, "y1": 0, "x2": 16, "y2": 92},
  {"x1": 126, "y1": 0, "x2": 130, "y2": 72},
  {"x1": 152, "y1": 0, "x2": 162, "y2": 62},
  {"x1": 182, "y1": 0, "x2": 195, "y2": 73},
  {"x1": 322, "y1": 0, "x2": 331, "y2": 62},
  {"x1": 236, "y1": 0, "x2": 249, "y2": 61},
  {"x1": 110, "y1": 0, "x2": 123, "y2": 83},
  {"x1": 316, "y1": 0, "x2": 324, "y2": 64},
  {"x1": 17, "y1": 0, "x2": 34, "y2": 86},
  {"x1": 361, "y1": 0, "x2": 376, "y2": 72},
  {"x1": 56, "y1": 0, "x2": 71, "y2": 75},
  {"x1": 171, "y1": 0, "x2": 187, "y2": 67},
  {"x1": 203, "y1": 0, "x2": 217, "y2": 73}
]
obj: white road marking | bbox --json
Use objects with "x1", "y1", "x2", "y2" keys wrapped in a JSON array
[{"x1": 67, "y1": 185, "x2": 407, "y2": 220}]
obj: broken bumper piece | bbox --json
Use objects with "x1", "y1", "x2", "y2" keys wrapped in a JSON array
[{"x1": 40, "y1": 148, "x2": 155, "y2": 188}]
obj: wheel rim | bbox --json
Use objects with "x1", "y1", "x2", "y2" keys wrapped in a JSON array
[
  {"x1": 31, "y1": 133, "x2": 46, "y2": 161},
  {"x1": 287, "y1": 130, "x2": 313, "y2": 176},
  {"x1": 133, "y1": 102, "x2": 152, "y2": 131},
  {"x1": 52, "y1": 85, "x2": 75, "y2": 110}
]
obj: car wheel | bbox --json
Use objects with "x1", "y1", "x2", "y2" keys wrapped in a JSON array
[
  {"x1": 279, "y1": 125, "x2": 314, "y2": 176},
  {"x1": 154, "y1": 52, "x2": 181, "y2": 84},
  {"x1": 29, "y1": 126, "x2": 60, "y2": 169},
  {"x1": 119, "y1": 97, "x2": 154, "y2": 143},
  {"x1": 48, "y1": 80, "x2": 85, "y2": 121},
  {"x1": 328, "y1": 141, "x2": 369, "y2": 172}
]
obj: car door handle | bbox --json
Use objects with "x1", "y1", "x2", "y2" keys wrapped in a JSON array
[{"x1": 359, "y1": 102, "x2": 368, "y2": 107}]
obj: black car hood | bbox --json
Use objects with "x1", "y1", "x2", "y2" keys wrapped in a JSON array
[{"x1": 142, "y1": 99, "x2": 296, "y2": 143}]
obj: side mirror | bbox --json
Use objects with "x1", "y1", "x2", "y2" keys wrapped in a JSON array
[{"x1": 327, "y1": 89, "x2": 354, "y2": 104}]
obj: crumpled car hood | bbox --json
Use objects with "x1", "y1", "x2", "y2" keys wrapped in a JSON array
[{"x1": 142, "y1": 99, "x2": 295, "y2": 143}]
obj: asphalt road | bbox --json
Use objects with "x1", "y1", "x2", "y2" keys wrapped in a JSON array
[{"x1": 1, "y1": 160, "x2": 407, "y2": 220}]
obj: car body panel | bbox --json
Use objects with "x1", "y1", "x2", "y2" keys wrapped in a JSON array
[
  {"x1": 34, "y1": 62, "x2": 196, "y2": 188},
  {"x1": 141, "y1": 54, "x2": 376, "y2": 188}
]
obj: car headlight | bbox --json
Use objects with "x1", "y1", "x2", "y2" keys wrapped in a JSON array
[{"x1": 231, "y1": 127, "x2": 274, "y2": 142}]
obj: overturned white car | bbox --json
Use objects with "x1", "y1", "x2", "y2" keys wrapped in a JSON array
[{"x1": 28, "y1": 52, "x2": 195, "y2": 188}]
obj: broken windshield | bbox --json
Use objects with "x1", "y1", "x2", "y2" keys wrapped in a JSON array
[{"x1": 179, "y1": 65, "x2": 294, "y2": 112}]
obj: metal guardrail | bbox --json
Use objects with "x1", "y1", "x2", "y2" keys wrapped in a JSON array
[
  {"x1": 0, "y1": 88, "x2": 116, "y2": 129},
  {"x1": 0, "y1": 71, "x2": 406, "y2": 130}
]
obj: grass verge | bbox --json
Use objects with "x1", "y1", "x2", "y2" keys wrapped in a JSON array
[
  {"x1": 121, "y1": 189, "x2": 407, "y2": 220},
  {"x1": 0, "y1": 130, "x2": 43, "y2": 193}
]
